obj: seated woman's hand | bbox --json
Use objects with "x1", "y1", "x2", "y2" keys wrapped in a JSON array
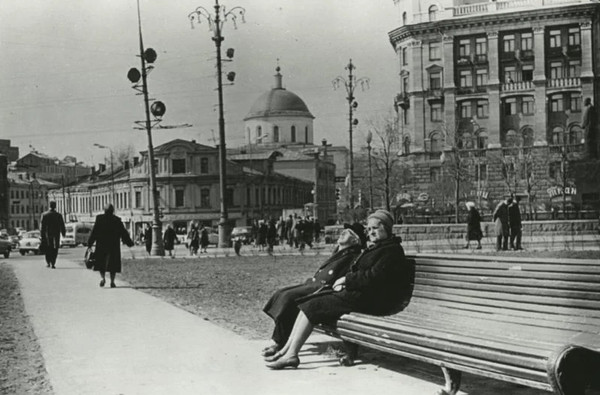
[{"x1": 332, "y1": 276, "x2": 346, "y2": 292}]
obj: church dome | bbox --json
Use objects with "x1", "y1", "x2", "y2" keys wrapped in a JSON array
[{"x1": 244, "y1": 68, "x2": 314, "y2": 121}]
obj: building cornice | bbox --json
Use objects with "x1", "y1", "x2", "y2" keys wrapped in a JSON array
[{"x1": 389, "y1": 3, "x2": 600, "y2": 45}]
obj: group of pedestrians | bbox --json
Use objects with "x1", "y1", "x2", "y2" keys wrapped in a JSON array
[
  {"x1": 249, "y1": 215, "x2": 322, "y2": 253},
  {"x1": 493, "y1": 194, "x2": 523, "y2": 251},
  {"x1": 186, "y1": 223, "x2": 209, "y2": 256}
]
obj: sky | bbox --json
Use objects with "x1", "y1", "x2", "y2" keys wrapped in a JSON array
[{"x1": 1, "y1": 0, "x2": 400, "y2": 166}]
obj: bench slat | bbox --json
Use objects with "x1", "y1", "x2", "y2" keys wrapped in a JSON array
[
  {"x1": 415, "y1": 255, "x2": 600, "y2": 270},
  {"x1": 413, "y1": 253, "x2": 599, "y2": 267},
  {"x1": 416, "y1": 265, "x2": 600, "y2": 283},
  {"x1": 413, "y1": 287, "x2": 600, "y2": 316},
  {"x1": 418, "y1": 271, "x2": 600, "y2": 292},
  {"x1": 338, "y1": 326, "x2": 551, "y2": 383},
  {"x1": 416, "y1": 276, "x2": 600, "y2": 301}
]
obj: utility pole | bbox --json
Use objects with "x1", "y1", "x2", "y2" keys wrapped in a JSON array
[
  {"x1": 333, "y1": 59, "x2": 369, "y2": 210},
  {"x1": 189, "y1": 0, "x2": 245, "y2": 248},
  {"x1": 366, "y1": 131, "x2": 374, "y2": 212}
]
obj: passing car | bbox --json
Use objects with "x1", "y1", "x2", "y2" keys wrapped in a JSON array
[
  {"x1": 231, "y1": 226, "x2": 253, "y2": 245},
  {"x1": 8, "y1": 235, "x2": 20, "y2": 249},
  {"x1": 60, "y1": 235, "x2": 77, "y2": 248},
  {"x1": 18, "y1": 231, "x2": 42, "y2": 255},
  {"x1": 0, "y1": 235, "x2": 11, "y2": 258}
]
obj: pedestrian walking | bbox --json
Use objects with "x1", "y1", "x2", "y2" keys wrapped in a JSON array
[
  {"x1": 493, "y1": 196, "x2": 512, "y2": 251},
  {"x1": 40, "y1": 201, "x2": 66, "y2": 269},
  {"x1": 200, "y1": 225, "x2": 209, "y2": 253},
  {"x1": 267, "y1": 219, "x2": 277, "y2": 254},
  {"x1": 163, "y1": 223, "x2": 177, "y2": 258},
  {"x1": 188, "y1": 223, "x2": 200, "y2": 256},
  {"x1": 509, "y1": 195, "x2": 523, "y2": 250},
  {"x1": 463, "y1": 201, "x2": 482, "y2": 249},
  {"x1": 87, "y1": 204, "x2": 134, "y2": 288},
  {"x1": 143, "y1": 223, "x2": 152, "y2": 256}
]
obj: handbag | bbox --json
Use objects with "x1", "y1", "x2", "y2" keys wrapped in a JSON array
[{"x1": 84, "y1": 247, "x2": 96, "y2": 269}]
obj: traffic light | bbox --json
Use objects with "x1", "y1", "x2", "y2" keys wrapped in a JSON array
[{"x1": 335, "y1": 188, "x2": 341, "y2": 201}]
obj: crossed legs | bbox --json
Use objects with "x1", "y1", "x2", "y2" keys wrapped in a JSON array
[{"x1": 265, "y1": 311, "x2": 314, "y2": 369}]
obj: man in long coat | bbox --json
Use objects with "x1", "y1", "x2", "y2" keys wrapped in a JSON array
[
  {"x1": 508, "y1": 195, "x2": 523, "y2": 250},
  {"x1": 493, "y1": 196, "x2": 512, "y2": 251},
  {"x1": 87, "y1": 204, "x2": 134, "y2": 288},
  {"x1": 40, "y1": 201, "x2": 66, "y2": 268}
]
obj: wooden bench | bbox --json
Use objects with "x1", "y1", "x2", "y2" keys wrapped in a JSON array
[{"x1": 316, "y1": 253, "x2": 600, "y2": 395}]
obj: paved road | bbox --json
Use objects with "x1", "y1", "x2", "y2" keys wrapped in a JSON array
[{"x1": 5, "y1": 249, "x2": 563, "y2": 395}]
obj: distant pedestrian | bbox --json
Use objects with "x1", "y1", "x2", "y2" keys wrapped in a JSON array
[
  {"x1": 87, "y1": 204, "x2": 134, "y2": 288},
  {"x1": 493, "y1": 196, "x2": 512, "y2": 251},
  {"x1": 582, "y1": 98, "x2": 598, "y2": 159},
  {"x1": 40, "y1": 201, "x2": 66, "y2": 269},
  {"x1": 143, "y1": 223, "x2": 152, "y2": 255},
  {"x1": 267, "y1": 219, "x2": 277, "y2": 254},
  {"x1": 463, "y1": 201, "x2": 482, "y2": 250},
  {"x1": 509, "y1": 195, "x2": 523, "y2": 250},
  {"x1": 257, "y1": 220, "x2": 268, "y2": 251},
  {"x1": 163, "y1": 224, "x2": 177, "y2": 258},
  {"x1": 200, "y1": 226, "x2": 209, "y2": 253},
  {"x1": 188, "y1": 224, "x2": 200, "y2": 256}
]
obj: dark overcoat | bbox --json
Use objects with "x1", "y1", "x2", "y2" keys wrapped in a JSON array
[
  {"x1": 508, "y1": 203, "x2": 522, "y2": 232},
  {"x1": 298, "y1": 236, "x2": 411, "y2": 326},
  {"x1": 87, "y1": 213, "x2": 134, "y2": 273},
  {"x1": 466, "y1": 207, "x2": 483, "y2": 241},
  {"x1": 263, "y1": 245, "x2": 361, "y2": 322},
  {"x1": 493, "y1": 202, "x2": 510, "y2": 236},
  {"x1": 40, "y1": 209, "x2": 66, "y2": 249},
  {"x1": 163, "y1": 227, "x2": 177, "y2": 251}
]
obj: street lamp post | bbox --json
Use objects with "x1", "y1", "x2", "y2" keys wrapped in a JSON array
[
  {"x1": 189, "y1": 0, "x2": 245, "y2": 248},
  {"x1": 126, "y1": 0, "x2": 166, "y2": 256},
  {"x1": 366, "y1": 131, "x2": 374, "y2": 212},
  {"x1": 561, "y1": 110, "x2": 571, "y2": 220},
  {"x1": 93, "y1": 143, "x2": 115, "y2": 203},
  {"x1": 333, "y1": 59, "x2": 369, "y2": 210}
]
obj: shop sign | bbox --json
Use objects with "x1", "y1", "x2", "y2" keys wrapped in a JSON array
[{"x1": 547, "y1": 186, "x2": 577, "y2": 198}]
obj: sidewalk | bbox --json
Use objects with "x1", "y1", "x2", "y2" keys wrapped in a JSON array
[{"x1": 12, "y1": 255, "x2": 547, "y2": 395}]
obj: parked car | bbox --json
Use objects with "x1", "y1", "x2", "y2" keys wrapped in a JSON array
[
  {"x1": 231, "y1": 226, "x2": 253, "y2": 245},
  {"x1": 0, "y1": 235, "x2": 11, "y2": 258},
  {"x1": 8, "y1": 235, "x2": 20, "y2": 249},
  {"x1": 60, "y1": 234, "x2": 77, "y2": 248},
  {"x1": 18, "y1": 231, "x2": 42, "y2": 255}
]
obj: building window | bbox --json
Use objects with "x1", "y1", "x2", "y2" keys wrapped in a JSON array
[
  {"x1": 569, "y1": 125, "x2": 583, "y2": 145},
  {"x1": 550, "y1": 62, "x2": 563, "y2": 79},
  {"x1": 549, "y1": 30, "x2": 561, "y2": 48},
  {"x1": 504, "y1": 98, "x2": 517, "y2": 115},
  {"x1": 197, "y1": 158, "x2": 207, "y2": 174},
  {"x1": 458, "y1": 39, "x2": 471, "y2": 57},
  {"x1": 549, "y1": 161, "x2": 561, "y2": 179},
  {"x1": 550, "y1": 94, "x2": 564, "y2": 112},
  {"x1": 570, "y1": 94, "x2": 582, "y2": 112},
  {"x1": 568, "y1": 60, "x2": 581, "y2": 78},
  {"x1": 521, "y1": 32, "x2": 533, "y2": 50},
  {"x1": 402, "y1": 76, "x2": 409, "y2": 93},
  {"x1": 459, "y1": 101, "x2": 472, "y2": 118},
  {"x1": 402, "y1": 47, "x2": 408, "y2": 65},
  {"x1": 305, "y1": 126, "x2": 309, "y2": 142},
  {"x1": 522, "y1": 64, "x2": 533, "y2": 81},
  {"x1": 430, "y1": 132, "x2": 442, "y2": 152},
  {"x1": 428, "y1": 5, "x2": 438, "y2": 22},
  {"x1": 225, "y1": 188, "x2": 234, "y2": 207},
  {"x1": 476, "y1": 100, "x2": 489, "y2": 118},
  {"x1": 459, "y1": 70, "x2": 472, "y2": 87},
  {"x1": 568, "y1": 27, "x2": 580, "y2": 46},
  {"x1": 175, "y1": 189, "x2": 184, "y2": 208},
  {"x1": 200, "y1": 188, "x2": 210, "y2": 208},
  {"x1": 257, "y1": 126, "x2": 262, "y2": 138},
  {"x1": 430, "y1": 167, "x2": 441, "y2": 182},
  {"x1": 504, "y1": 66, "x2": 516, "y2": 83},
  {"x1": 273, "y1": 126, "x2": 279, "y2": 142},
  {"x1": 475, "y1": 37, "x2": 487, "y2": 55},
  {"x1": 402, "y1": 136, "x2": 411, "y2": 155},
  {"x1": 476, "y1": 69, "x2": 488, "y2": 86},
  {"x1": 291, "y1": 126, "x2": 296, "y2": 142},
  {"x1": 429, "y1": 71, "x2": 442, "y2": 89},
  {"x1": 429, "y1": 42, "x2": 441, "y2": 60},
  {"x1": 521, "y1": 97, "x2": 534, "y2": 115},
  {"x1": 476, "y1": 130, "x2": 488, "y2": 149},
  {"x1": 503, "y1": 35, "x2": 515, "y2": 52},
  {"x1": 430, "y1": 102, "x2": 443, "y2": 121},
  {"x1": 172, "y1": 158, "x2": 186, "y2": 174},
  {"x1": 505, "y1": 129, "x2": 519, "y2": 146},
  {"x1": 402, "y1": 11, "x2": 407, "y2": 25},
  {"x1": 552, "y1": 126, "x2": 565, "y2": 145}
]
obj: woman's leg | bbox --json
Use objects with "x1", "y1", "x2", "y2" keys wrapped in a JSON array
[
  {"x1": 266, "y1": 311, "x2": 313, "y2": 369},
  {"x1": 99, "y1": 270, "x2": 106, "y2": 287},
  {"x1": 110, "y1": 272, "x2": 116, "y2": 288}
]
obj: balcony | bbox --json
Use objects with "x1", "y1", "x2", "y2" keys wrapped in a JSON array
[
  {"x1": 501, "y1": 80, "x2": 534, "y2": 93},
  {"x1": 452, "y1": 0, "x2": 586, "y2": 18},
  {"x1": 546, "y1": 77, "x2": 580, "y2": 89},
  {"x1": 426, "y1": 89, "x2": 444, "y2": 99},
  {"x1": 548, "y1": 143, "x2": 584, "y2": 154},
  {"x1": 473, "y1": 54, "x2": 488, "y2": 64}
]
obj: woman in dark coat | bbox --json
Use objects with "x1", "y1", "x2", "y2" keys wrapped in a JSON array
[
  {"x1": 199, "y1": 226, "x2": 209, "y2": 253},
  {"x1": 143, "y1": 223, "x2": 152, "y2": 255},
  {"x1": 261, "y1": 222, "x2": 367, "y2": 357},
  {"x1": 265, "y1": 209, "x2": 412, "y2": 369},
  {"x1": 464, "y1": 201, "x2": 483, "y2": 249},
  {"x1": 87, "y1": 204, "x2": 134, "y2": 288},
  {"x1": 163, "y1": 224, "x2": 177, "y2": 257}
]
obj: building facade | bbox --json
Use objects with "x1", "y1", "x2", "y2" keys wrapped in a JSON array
[
  {"x1": 7, "y1": 172, "x2": 58, "y2": 230},
  {"x1": 390, "y1": 0, "x2": 600, "y2": 215},
  {"x1": 16, "y1": 151, "x2": 91, "y2": 185},
  {"x1": 48, "y1": 139, "x2": 314, "y2": 239}
]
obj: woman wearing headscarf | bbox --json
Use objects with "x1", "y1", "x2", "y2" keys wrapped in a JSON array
[
  {"x1": 264, "y1": 209, "x2": 412, "y2": 369},
  {"x1": 261, "y1": 222, "x2": 367, "y2": 358}
]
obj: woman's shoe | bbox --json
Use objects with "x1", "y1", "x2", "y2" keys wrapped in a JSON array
[
  {"x1": 99, "y1": 279, "x2": 106, "y2": 287},
  {"x1": 264, "y1": 352, "x2": 283, "y2": 362},
  {"x1": 261, "y1": 344, "x2": 281, "y2": 357},
  {"x1": 110, "y1": 282, "x2": 116, "y2": 288},
  {"x1": 266, "y1": 356, "x2": 299, "y2": 370}
]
